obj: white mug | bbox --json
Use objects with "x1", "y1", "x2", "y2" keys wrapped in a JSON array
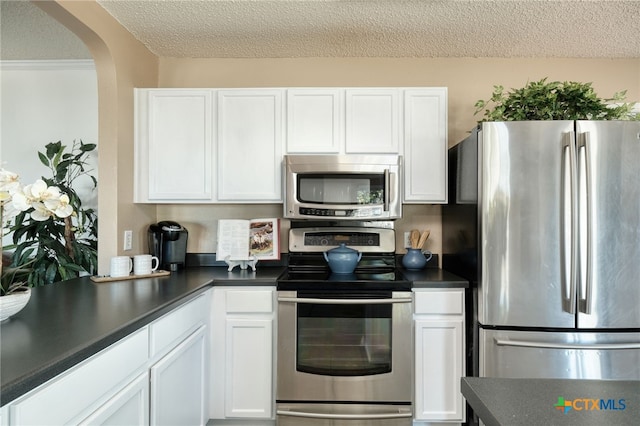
[
  {"x1": 110, "y1": 256, "x2": 133, "y2": 278},
  {"x1": 133, "y1": 254, "x2": 160, "y2": 275}
]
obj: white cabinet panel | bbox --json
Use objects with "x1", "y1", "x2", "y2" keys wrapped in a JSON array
[
  {"x1": 403, "y1": 88, "x2": 448, "y2": 203},
  {"x1": 224, "y1": 318, "x2": 273, "y2": 418},
  {"x1": 150, "y1": 293, "x2": 207, "y2": 357},
  {"x1": 413, "y1": 288, "x2": 465, "y2": 423},
  {"x1": 150, "y1": 326, "x2": 207, "y2": 426},
  {"x1": 210, "y1": 287, "x2": 276, "y2": 421},
  {"x1": 79, "y1": 372, "x2": 149, "y2": 426},
  {"x1": 287, "y1": 89, "x2": 342, "y2": 153},
  {"x1": 217, "y1": 90, "x2": 283, "y2": 201},
  {"x1": 9, "y1": 328, "x2": 149, "y2": 425},
  {"x1": 135, "y1": 89, "x2": 214, "y2": 202},
  {"x1": 414, "y1": 319, "x2": 464, "y2": 421},
  {"x1": 345, "y1": 89, "x2": 400, "y2": 153}
]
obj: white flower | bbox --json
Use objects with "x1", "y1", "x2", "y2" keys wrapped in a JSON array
[
  {"x1": 45, "y1": 193, "x2": 73, "y2": 218},
  {"x1": 4, "y1": 175, "x2": 75, "y2": 222},
  {"x1": 0, "y1": 169, "x2": 21, "y2": 202}
]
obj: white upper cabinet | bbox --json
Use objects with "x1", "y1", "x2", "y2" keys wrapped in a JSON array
[
  {"x1": 135, "y1": 87, "x2": 447, "y2": 204},
  {"x1": 286, "y1": 89, "x2": 342, "y2": 153},
  {"x1": 403, "y1": 88, "x2": 448, "y2": 203},
  {"x1": 134, "y1": 89, "x2": 214, "y2": 202},
  {"x1": 345, "y1": 89, "x2": 400, "y2": 153},
  {"x1": 217, "y1": 90, "x2": 283, "y2": 202}
]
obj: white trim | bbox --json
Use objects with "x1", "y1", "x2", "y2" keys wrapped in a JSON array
[{"x1": 0, "y1": 60, "x2": 95, "y2": 71}]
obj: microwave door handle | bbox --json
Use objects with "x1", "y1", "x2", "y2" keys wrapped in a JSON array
[{"x1": 384, "y1": 168, "x2": 390, "y2": 212}]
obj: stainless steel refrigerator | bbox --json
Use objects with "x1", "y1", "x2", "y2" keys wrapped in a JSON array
[{"x1": 443, "y1": 120, "x2": 640, "y2": 381}]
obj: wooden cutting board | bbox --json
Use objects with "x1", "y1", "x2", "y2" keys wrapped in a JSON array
[{"x1": 90, "y1": 270, "x2": 170, "y2": 283}]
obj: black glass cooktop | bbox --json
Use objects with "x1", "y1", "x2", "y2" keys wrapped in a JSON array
[{"x1": 278, "y1": 266, "x2": 411, "y2": 291}]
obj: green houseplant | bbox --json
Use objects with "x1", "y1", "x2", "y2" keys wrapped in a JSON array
[
  {"x1": 1, "y1": 140, "x2": 98, "y2": 296},
  {"x1": 474, "y1": 78, "x2": 640, "y2": 122}
]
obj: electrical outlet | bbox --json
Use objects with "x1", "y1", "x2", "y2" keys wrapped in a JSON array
[
  {"x1": 404, "y1": 232, "x2": 411, "y2": 249},
  {"x1": 123, "y1": 230, "x2": 133, "y2": 251}
]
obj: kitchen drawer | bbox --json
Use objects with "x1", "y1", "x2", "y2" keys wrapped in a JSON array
[
  {"x1": 9, "y1": 328, "x2": 149, "y2": 426},
  {"x1": 224, "y1": 288, "x2": 274, "y2": 314},
  {"x1": 414, "y1": 289, "x2": 464, "y2": 315},
  {"x1": 150, "y1": 293, "x2": 207, "y2": 357}
]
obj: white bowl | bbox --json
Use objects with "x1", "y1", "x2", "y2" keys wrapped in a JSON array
[{"x1": 0, "y1": 288, "x2": 32, "y2": 322}]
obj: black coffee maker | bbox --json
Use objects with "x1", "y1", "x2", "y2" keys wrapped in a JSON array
[{"x1": 148, "y1": 221, "x2": 188, "y2": 271}]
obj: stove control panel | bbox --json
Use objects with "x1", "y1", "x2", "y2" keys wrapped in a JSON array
[
  {"x1": 305, "y1": 232, "x2": 380, "y2": 247},
  {"x1": 289, "y1": 227, "x2": 396, "y2": 253}
]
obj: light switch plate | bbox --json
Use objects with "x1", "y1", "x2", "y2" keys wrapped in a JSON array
[{"x1": 123, "y1": 230, "x2": 133, "y2": 251}]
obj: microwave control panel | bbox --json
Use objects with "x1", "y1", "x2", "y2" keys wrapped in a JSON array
[{"x1": 299, "y1": 207, "x2": 383, "y2": 218}]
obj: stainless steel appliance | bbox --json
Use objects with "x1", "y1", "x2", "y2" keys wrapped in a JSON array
[
  {"x1": 284, "y1": 154, "x2": 402, "y2": 220},
  {"x1": 443, "y1": 121, "x2": 640, "y2": 382},
  {"x1": 148, "y1": 221, "x2": 188, "y2": 271},
  {"x1": 277, "y1": 223, "x2": 413, "y2": 425}
]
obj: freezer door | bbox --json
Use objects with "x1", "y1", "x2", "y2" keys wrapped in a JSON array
[
  {"x1": 479, "y1": 121, "x2": 576, "y2": 327},
  {"x1": 480, "y1": 329, "x2": 640, "y2": 379},
  {"x1": 576, "y1": 121, "x2": 640, "y2": 328}
]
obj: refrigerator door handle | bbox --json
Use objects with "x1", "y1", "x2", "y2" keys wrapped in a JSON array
[
  {"x1": 495, "y1": 338, "x2": 640, "y2": 350},
  {"x1": 577, "y1": 133, "x2": 592, "y2": 315},
  {"x1": 561, "y1": 132, "x2": 578, "y2": 315}
]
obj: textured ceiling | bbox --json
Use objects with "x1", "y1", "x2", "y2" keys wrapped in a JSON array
[
  {"x1": 96, "y1": 0, "x2": 640, "y2": 58},
  {"x1": 1, "y1": 1, "x2": 639, "y2": 60}
]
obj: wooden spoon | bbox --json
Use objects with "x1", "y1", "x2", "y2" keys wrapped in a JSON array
[
  {"x1": 410, "y1": 229, "x2": 420, "y2": 249},
  {"x1": 417, "y1": 230, "x2": 430, "y2": 249}
]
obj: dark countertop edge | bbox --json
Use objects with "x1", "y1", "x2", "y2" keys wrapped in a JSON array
[
  {"x1": 0, "y1": 284, "x2": 212, "y2": 406},
  {"x1": 461, "y1": 377, "x2": 640, "y2": 426},
  {"x1": 1, "y1": 265, "x2": 466, "y2": 406},
  {"x1": 461, "y1": 378, "x2": 501, "y2": 426}
]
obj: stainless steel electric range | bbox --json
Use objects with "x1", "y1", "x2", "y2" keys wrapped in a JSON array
[{"x1": 276, "y1": 223, "x2": 413, "y2": 426}]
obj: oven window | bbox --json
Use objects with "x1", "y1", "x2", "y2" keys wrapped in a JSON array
[
  {"x1": 296, "y1": 298, "x2": 392, "y2": 376},
  {"x1": 297, "y1": 173, "x2": 385, "y2": 205}
]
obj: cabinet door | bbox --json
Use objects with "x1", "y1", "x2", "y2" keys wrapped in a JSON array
[
  {"x1": 79, "y1": 372, "x2": 149, "y2": 426},
  {"x1": 217, "y1": 90, "x2": 283, "y2": 201},
  {"x1": 403, "y1": 88, "x2": 448, "y2": 203},
  {"x1": 414, "y1": 318, "x2": 464, "y2": 422},
  {"x1": 135, "y1": 89, "x2": 214, "y2": 202},
  {"x1": 224, "y1": 317, "x2": 273, "y2": 418},
  {"x1": 345, "y1": 89, "x2": 400, "y2": 153},
  {"x1": 150, "y1": 326, "x2": 207, "y2": 426},
  {"x1": 286, "y1": 89, "x2": 342, "y2": 153}
]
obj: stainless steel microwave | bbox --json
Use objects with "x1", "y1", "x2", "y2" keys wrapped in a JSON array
[{"x1": 284, "y1": 154, "x2": 402, "y2": 220}]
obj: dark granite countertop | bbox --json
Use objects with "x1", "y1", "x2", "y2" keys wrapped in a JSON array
[
  {"x1": 0, "y1": 266, "x2": 284, "y2": 406},
  {"x1": 401, "y1": 267, "x2": 469, "y2": 288},
  {"x1": 462, "y1": 377, "x2": 640, "y2": 426},
  {"x1": 1, "y1": 263, "x2": 464, "y2": 406}
]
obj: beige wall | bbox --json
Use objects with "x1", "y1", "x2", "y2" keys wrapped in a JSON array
[
  {"x1": 38, "y1": 1, "x2": 640, "y2": 267},
  {"x1": 36, "y1": 0, "x2": 158, "y2": 274},
  {"x1": 157, "y1": 57, "x2": 640, "y2": 258}
]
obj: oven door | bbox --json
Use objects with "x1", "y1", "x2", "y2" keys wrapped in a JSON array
[{"x1": 277, "y1": 290, "x2": 413, "y2": 404}]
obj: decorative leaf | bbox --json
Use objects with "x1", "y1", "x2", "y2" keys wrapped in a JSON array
[{"x1": 474, "y1": 78, "x2": 640, "y2": 122}]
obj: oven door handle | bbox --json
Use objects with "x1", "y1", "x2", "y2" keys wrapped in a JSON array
[
  {"x1": 276, "y1": 409, "x2": 412, "y2": 420},
  {"x1": 278, "y1": 296, "x2": 412, "y2": 304}
]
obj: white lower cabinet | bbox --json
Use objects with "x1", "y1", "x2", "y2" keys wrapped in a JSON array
[
  {"x1": 79, "y1": 372, "x2": 149, "y2": 426},
  {"x1": 150, "y1": 325, "x2": 207, "y2": 425},
  {"x1": 210, "y1": 287, "x2": 275, "y2": 420},
  {"x1": 8, "y1": 328, "x2": 149, "y2": 426},
  {"x1": 413, "y1": 289, "x2": 466, "y2": 424},
  {"x1": 4, "y1": 291, "x2": 210, "y2": 426}
]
